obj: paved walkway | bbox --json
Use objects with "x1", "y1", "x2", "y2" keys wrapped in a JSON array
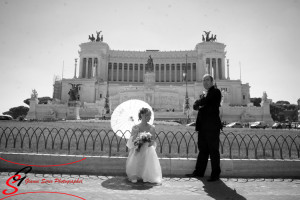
[{"x1": 1, "y1": 172, "x2": 300, "y2": 200}]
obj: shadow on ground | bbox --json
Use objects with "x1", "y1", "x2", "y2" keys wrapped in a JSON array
[
  {"x1": 101, "y1": 177, "x2": 156, "y2": 190},
  {"x1": 200, "y1": 179, "x2": 247, "y2": 200}
]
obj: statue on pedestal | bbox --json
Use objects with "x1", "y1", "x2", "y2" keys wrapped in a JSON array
[
  {"x1": 262, "y1": 91, "x2": 268, "y2": 104},
  {"x1": 204, "y1": 31, "x2": 211, "y2": 41},
  {"x1": 88, "y1": 30, "x2": 104, "y2": 42},
  {"x1": 203, "y1": 31, "x2": 217, "y2": 42},
  {"x1": 88, "y1": 34, "x2": 95, "y2": 42},
  {"x1": 68, "y1": 83, "x2": 82, "y2": 101},
  {"x1": 146, "y1": 55, "x2": 154, "y2": 72},
  {"x1": 31, "y1": 89, "x2": 38, "y2": 99},
  {"x1": 96, "y1": 31, "x2": 102, "y2": 42},
  {"x1": 212, "y1": 35, "x2": 217, "y2": 41}
]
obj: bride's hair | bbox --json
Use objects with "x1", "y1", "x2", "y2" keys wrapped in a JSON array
[{"x1": 138, "y1": 107, "x2": 151, "y2": 120}]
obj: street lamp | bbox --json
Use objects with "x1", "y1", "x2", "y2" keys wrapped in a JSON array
[
  {"x1": 183, "y1": 54, "x2": 190, "y2": 121},
  {"x1": 104, "y1": 55, "x2": 110, "y2": 114}
]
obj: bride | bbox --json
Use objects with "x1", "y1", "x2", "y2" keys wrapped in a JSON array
[{"x1": 126, "y1": 107, "x2": 162, "y2": 184}]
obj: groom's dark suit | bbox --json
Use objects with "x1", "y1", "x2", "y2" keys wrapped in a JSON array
[{"x1": 193, "y1": 85, "x2": 222, "y2": 179}]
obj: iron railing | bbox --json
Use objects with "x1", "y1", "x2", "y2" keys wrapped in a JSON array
[{"x1": 0, "y1": 127, "x2": 299, "y2": 159}]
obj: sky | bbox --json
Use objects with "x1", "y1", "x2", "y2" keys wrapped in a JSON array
[{"x1": 0, "y1": 0, "x2": 300, "y2": 114}]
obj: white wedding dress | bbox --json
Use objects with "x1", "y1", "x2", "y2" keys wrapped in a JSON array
[{"x1": 126, "y1": 131, "x2": 162, "y2": 184}]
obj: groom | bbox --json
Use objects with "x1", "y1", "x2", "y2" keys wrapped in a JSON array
[{"x1": 186, "y1": 74, "x2": 222, "y2": 182}]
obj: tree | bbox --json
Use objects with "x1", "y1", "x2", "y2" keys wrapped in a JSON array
[
  {"x1": 38, "y1": 97, "x2": 53, "y2": 104},
  {"x1": 23, "y1": 98, "x2": 30, "y2": 106},
  {"x1": 24, "y1": 96, "x2": 53, "y2": 106},
  {"x1": 250, "y1": 98, "x2": 262, "y2": 107},
  {"x1": 276, "y1": 101, "x2": 290, "y2": 105},
  {"x1": 3, "y1": 106, "x2": 29, "y2": 119},
  {"x1": 270, "y1": 102, "x2": 298, "y2": 122}
]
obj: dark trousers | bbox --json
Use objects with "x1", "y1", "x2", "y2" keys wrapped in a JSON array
[{"x1": 194, "y1": 130, "x2": 221, "y2": 178}]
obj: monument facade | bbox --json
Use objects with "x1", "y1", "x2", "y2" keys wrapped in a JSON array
[
  {"x1": 28, "y1": 31, "x2": 273, "y2": 124},
  {"x1": 57, "y1": 32, "x2": 250, "y2": 109}
]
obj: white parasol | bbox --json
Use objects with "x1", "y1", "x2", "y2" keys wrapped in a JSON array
[{"x1": 110, "y1": 99, "x2": 154, "y2": 139}]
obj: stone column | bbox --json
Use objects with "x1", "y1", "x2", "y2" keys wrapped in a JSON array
[
  {"x1": 138, "y1": 64, "x2": 140, "y2": 82},
  {"x1": 171, "y1": 65, "x2": 173, "y2": 82},
  {"x1": 122, "y1": 64, "x2": 124, "y2": 82},
  {"x1": 96, "y1": 57, "x2": 100, "y2": 78},
  {"x1": 79, "y1": 58, "x2": 83, "y2": 78},
  {"x1": 132, "y1": 65, "x2": 135, "y2": 82},
  {"x1": 117, "y1": 63, "x2": 119, "y2": 82},
  {"x1": 227, "y1": 59, "x2": 230, "y2": 80},
  {"x1": 111, "y1": 63, "x2": 114, "y2": 81},
  {"x1": 217, "y1": 58, "x2": 222, "y2": 80},
  {"x1": 85, "y1": 58, "x2": 89, "y2": 78},
  {"x1": 216, "y1": 58, "x2": 219, "y2": 80},
  {"x1": 175, "y1": 65, "x2": 177, "y2": 82},
  {"x1": 92, "y1": 58, "x2": 95, "y2": 78},
  {"x1": 154, "y1": 63, "x2": 156, "y2": 82},
  {"x1": 159, "y1": 65, "x2": 161, "y2": 82},
  {"x1": 190, "y1": 63, "x2": 192, "y2": 82},
  {"x1": 169, "y1": 65, "x2": 171, "y2": 82},
  {"x1": 95, "y1": 58, "x2": 98, "y2": 78},
  {"x1": 180, "y1": 64, "x2": 183, "y2": 82},
  {"x1": 210, "y1": 58, "x2": 213, "y2": 76},
  {"x1": 127, "y1": 64, "x2": 130, "y2": 82},
  {"x1": 143, "y1": 64, "x2": 145, "y2": 81},
  {"x1": 205, "y1": 62, "x2": 209, "y2": 74},
  {"x1": 162, "y1": 64, "x2": 166, "y2": 82}
]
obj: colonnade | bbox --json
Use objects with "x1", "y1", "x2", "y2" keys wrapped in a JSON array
[
  {"x1": 108, "y1": 62, "x2": 197, "y2": 83},
  {"x1": 79, "y1": 57, "x2": 224, "y2": 81},
  {"x1": 80, "y1": 57, "x2": 98, "y2": 78},
  {"x1": 206, "y1": 58, "x2": 223, "y2": 80}
]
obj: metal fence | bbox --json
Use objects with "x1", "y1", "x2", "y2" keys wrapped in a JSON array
[{"x1": 0, "y1": 127, "x2": 299, "y2": 159}]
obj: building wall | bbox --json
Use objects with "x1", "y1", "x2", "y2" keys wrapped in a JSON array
[
  {"x1": 70, "y1": 40, "x2": 244, "y2": 109},
  {"x1": 32, "y1": 39, "x2": 276, "y2": 123},
  {"x1": 77, "y1": 42, "x2": 227, "y2": 83},
  {"x1": 25, "y1": 39, "x2": 274, "y2": 123}
]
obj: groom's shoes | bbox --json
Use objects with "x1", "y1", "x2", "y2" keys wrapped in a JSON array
[
  {"x1": 185, "y1": 173, "x2": 204, "y2": 178},
  {"x1": 207, "y1": 176, "x2": 220, "y2": 182}
]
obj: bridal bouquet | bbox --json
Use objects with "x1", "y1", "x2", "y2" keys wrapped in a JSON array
[{"x1": 133, "y1": 132, "x2": 152, "y2": 152}]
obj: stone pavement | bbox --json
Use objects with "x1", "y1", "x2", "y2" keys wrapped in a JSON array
[{"x1": 0, "y1": 172, "x2": 300, "y2": 200}]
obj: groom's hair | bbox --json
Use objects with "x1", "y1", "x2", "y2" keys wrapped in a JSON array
[
  {"x1": 138, "y1": 107, "x2": 151, "y2": 120},
  {"x1": 203, "y1": 74, "x2": 214, "y2": 82}
]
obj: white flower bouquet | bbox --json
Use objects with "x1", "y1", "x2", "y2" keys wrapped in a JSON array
[{"x1": 133, "y1": 132, "x2": 152, "y2": 152}]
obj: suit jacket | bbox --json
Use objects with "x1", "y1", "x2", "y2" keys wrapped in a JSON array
[{"x1": 193, "y1": 86, "x2": 222, "y2": 132}]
